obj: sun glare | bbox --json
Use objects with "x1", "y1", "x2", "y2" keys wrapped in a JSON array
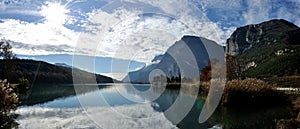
[{"x1": 41, "y1": 2, "x2": 69, "y2": 26}]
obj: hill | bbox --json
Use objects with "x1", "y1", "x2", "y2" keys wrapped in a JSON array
[{"x1": 0, "y1": 59, "x2": 116, "y2": 84}]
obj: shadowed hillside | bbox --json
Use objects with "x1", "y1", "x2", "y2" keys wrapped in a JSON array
[{"x1": 0, "y1": 59, "x2": 116, "y2": 84}]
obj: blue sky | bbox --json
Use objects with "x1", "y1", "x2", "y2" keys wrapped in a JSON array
[{"x1": 0, "y1": 0, "x2": 300, "y2": 79}]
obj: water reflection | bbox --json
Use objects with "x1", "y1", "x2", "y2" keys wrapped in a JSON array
[
  {"x1": 20, "y1": 84, "x2": 111, "y2": 106},
  {"x1": 19, "y1": 84, "x2": 293, "y2": 128}
]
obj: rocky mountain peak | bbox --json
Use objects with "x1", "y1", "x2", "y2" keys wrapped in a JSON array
[{"x1": 226, "y1": 19, "x2": 300, "y2": 55}]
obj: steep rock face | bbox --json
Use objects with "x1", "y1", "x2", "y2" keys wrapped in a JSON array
[
  {"x1": 226, "y1": 19, "x2": 300, "y2": 55},
  {"x1": 123, "y1": 36, "x2": 224, "y2": 83}
]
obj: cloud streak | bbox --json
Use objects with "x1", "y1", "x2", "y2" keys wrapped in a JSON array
[{"x1": 10, "y1": 41, "x2": 74, "y2": 55}]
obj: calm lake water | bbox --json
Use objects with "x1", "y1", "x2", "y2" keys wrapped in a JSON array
[{"x1": 16, "y1": 84, "x2": 293, "y2": 129}]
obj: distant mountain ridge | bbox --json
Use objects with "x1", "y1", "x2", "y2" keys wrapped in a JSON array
[
  {"x1": 17, "y1": 54, "x2": 145, "y2": 74},
  {"x1": 0, "y1": 59, "x2": 116, "y2": 84}
]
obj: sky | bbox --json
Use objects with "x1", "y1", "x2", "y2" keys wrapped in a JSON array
[{"x1": 0, "y1": 0, "x2": 300, "y2": 79}]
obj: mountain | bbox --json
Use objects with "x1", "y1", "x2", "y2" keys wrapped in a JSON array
[
  {"x1": 0, "y1": 59, "x2": 116, "y2": 84},
  {"x1": 226, "y1": 19, "x2": 300, "y2": 79},
  {"x1": 123, "y1": 36, "x2": 224, "y2": 83}
]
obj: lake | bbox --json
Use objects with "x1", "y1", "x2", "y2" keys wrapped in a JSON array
[{"x1": 16, "y1": 84, "x2": 293, "y2": 129}]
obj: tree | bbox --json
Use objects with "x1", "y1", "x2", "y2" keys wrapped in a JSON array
[
  {"x1": 0, "y1": 38, "x2": 15, "y2": 59},
  {"x1": 0, "y1": 38, "x2": 16, "y2": 80},
  {"x1": 200, "y1": 61, "x2": 212, "y2": 81},
  {"x1": 0, "y1": 39, "x2": 19, "y2": 128}
]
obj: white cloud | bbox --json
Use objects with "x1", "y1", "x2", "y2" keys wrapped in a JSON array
[
  {"x1": 241, "y1": 0, "x2": 300, "y2": 26},
  {"x1": 200, "y1": 0, "x2": 243, "y2": 10},
  {"x1": 242, "y1": 0, "x2": 272, "y2": 25},
  {"x1": 1, "y1": 19, "x2": 78, "y2": 45},
  {"x1": 77, "y1": 1, "x2": 231, "y2": 64},
  {"x1": 0, "y1": 19, "x2": 79, "y2": 54}
]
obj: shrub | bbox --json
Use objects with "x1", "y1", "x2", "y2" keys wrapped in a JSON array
[
  {"x1": 0, "y1": 79, "x2": 19, "y2": 128},
  {"x1": 0, "y1": 79, "x2": 18, "y2": 113}
]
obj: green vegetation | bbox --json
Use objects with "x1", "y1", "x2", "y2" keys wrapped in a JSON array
[
  {"x1": 226, "y1": 44, "x2": 300, "y2": 80},
  {"x1": 240, "y1": 44, "x2": 300, "y2": 78}
]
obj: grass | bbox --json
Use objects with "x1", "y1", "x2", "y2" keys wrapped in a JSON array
[
  {"x1": 223, "y1": 78, "x2": 287, "y2": 106},
  {"x1": 197, "y1": 78, "x2": 288, "y2": 106},
  {"x1": 264, "y1": 76, "x2": 300, "y2": 88},
  {"x1": 163, "y1": 78, "x2": 288, "y2": 106},
  {"x1": 155, "y1": 75, "x2": 293, "y2": 107}
]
